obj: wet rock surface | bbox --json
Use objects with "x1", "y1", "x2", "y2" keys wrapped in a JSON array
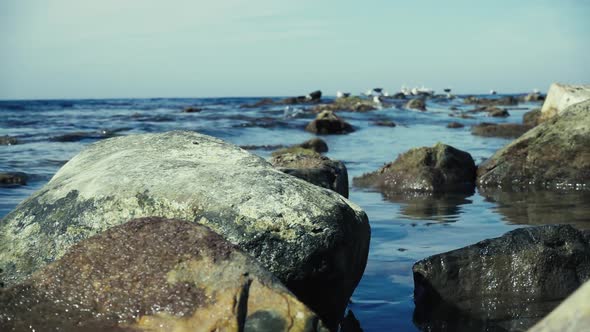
[
  {"x1": 270, "y1": 152, "x2": 349, "y2": 198},
  {"x1": 0, "y1": 172, "x2": 28, "y2": 187},
  {"x1": 0, "y1": 217, "x2": 328, "y2": 332},
  {"x1": 353, "y1": 143, "x2": 476, "y2": 194},
  {"x1": 477, "y1": 100, "x2": 590, "y2": 190},
  {"x1": 0, "y1": 136, "x2": 19, "y2": 145},
  {"x1": 413, "y1": 225, "x2": 590, "y2": 332},
  {"x1": 471, "y1": 122, "x2": 531, "y2": 138},
  {"x1": 446, "y1": 122, "x2": 464, "y2": 129},
  {"x1": 0, "y1": 131, "x2": 369, "y2": 329},
  {"x1": 305, "y1": 110, "x2": 355, "y2": 135}
]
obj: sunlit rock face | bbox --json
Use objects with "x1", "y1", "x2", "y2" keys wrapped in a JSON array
[
  {"x1": 477, "y1": 100, "x2": 590, "y2": 190},
  {"x1": 353, "y1": 143, "x2": 477, "y2": 194},
  {"x1": 412, "y1": 225, "x2": 590, "y2": 331},
  {"x1": 0, "y1": 131, "x2": 370, "y2": 329},
  {"x1": 0, "y1": 217, "x2": 328, "y2": 332},
  {"x1": 539, "y1": 83, "x2": 590, "y2": 122}
]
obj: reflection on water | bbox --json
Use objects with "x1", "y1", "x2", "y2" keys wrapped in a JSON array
[
  {"x1": 382, "y1": 191, "x2": 474, "y2": 223},
  {"x1": 479, "y1": 188, "x2": 590, "y2": 230}
]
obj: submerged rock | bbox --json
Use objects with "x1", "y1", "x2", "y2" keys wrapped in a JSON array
[
  {"x1": 471, "y1": 122, "x2": 531, "y2": 138},
  {"x1": 464, "y1": 95, "x2": 518, "y2": 106},
  {"x1": 305, "y1": 110, "x2": 355, "y2": 135},
  {"x1": 0, "y1": 136, "x2": 18, "y2": 145},
  {"x1": 272, "y1": 138, "x2": 329, "y2": 156},
  {"x1": 446, "y1": 122, "x2": 464, "y2": 129},
  {"x1": 270, "y1": 152, "x2": 349, "y2": 198},
  {"x1": 477, "y1": 100, "x2": 590, "y2": 190},
  {"x1": 413, "y1": 225, "x2": 590, "y2": 331},
  {"x1": 353, "y1": 143, "x2": 476, "y2": 194},
  {"x1": 405, "y1": 98, "x2": 426, "y2": 111},
  {"x1": 539, "y1": 83, "x2": 590, "y2": 122},
  {"x1": 0, "y1": 172, "x2": 28, "y2": 187},
  {"x1": 528, "y1": 279, "x2": 590, "y2": 332},
  {"x1": 0, "y1": 131, "x2": 369, "y2": 329},
  {"x1": 49, "y1": 130, "x2": 120, "y2": 142},
  {"x1": 182, "y1": 106, "x2": 203, "y2": 113},
  {"x1": 373, "y1": 120, "x2": 397, "y2": 127},
  {"x1": 0, "y1": 217, "x2": 328, "y2": 332}
]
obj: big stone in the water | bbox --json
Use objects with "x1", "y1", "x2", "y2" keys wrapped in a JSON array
[{"x1": 0, "y1": 131, "x2": 370, "y2": 329}]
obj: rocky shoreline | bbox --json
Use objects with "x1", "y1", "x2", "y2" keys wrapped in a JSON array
[{"x1": 1, "y1": 84, "x2": 589, "y2": 331}]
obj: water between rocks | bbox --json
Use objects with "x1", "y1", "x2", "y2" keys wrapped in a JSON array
[{"x1": 1, "y1": 96, "x2": 589, "y2": 331}]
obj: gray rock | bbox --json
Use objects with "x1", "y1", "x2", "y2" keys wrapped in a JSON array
[
  {"x1": 353, "y1": 143, "x2": 476, "y2": 194},
  {"x1": 471, "y1": 122, "x2": 531, "y2": 138},
  {"x1": 0, "y1": 217, "x2": 328, "y2": 332},
  {"x1": 405, "y1": 98, "x2": 426, "y2": 111},
  {"x1": 477, "y1": 100, "x2": 590, "y2": 190},
  {"x1": 0, "y1": 131, "x2": 370, "y2": 329},
  {"x1": 305, "y1": 110, "x2": 355, "y2": 135},
  {"x1": 270, "y1": 152, "x2": 349, "y2": 198},
  {"x1": 413, "y1": 225, "x2": 590, "y2": 331}
]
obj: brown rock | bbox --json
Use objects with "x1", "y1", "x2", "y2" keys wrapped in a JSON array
[
  {"x1": 523, "y1": 108, "x2": 542, "y2": 127},
  {"x1": 471, "y1": 123, "x2": 531, "y2": 138},
  {"x1": 305, "y1": 111, "x2": 355, "y2": 135},
  {"x1": 0, "y1": 217, "x2": 328, "y2": 332}
]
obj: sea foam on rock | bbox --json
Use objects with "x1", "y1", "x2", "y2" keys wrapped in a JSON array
[
  {"x1": 413, "y1": 225, "x2": 590, "y2": 331},
  {"x1": 0, "y1": 217, "x2": 328, "y2": 332},
  {"x1": 477, "y1": 99, "x2": 590, "y2": 190},
  {"x1": 0, "y1": 131, "x2": 370, "y2": 329}
]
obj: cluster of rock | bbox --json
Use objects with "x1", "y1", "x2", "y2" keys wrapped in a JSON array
[
  {"x1": 242, "y1": 90, "x2": 323, "y2": 108},
  {"x1": 305, "y1": 110, "x2": 355, "y2": 135},
  {"x1": 0, "y1": 131, "x2": 370, "y2": 331}
]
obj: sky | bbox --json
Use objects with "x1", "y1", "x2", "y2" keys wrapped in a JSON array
[{"x1": 0, "y1": 0, "x2": 589, "y2": 99}]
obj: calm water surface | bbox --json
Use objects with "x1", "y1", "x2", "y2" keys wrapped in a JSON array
[{"x1": 1, "y1": 96, "x2": 589, "y2": 331}]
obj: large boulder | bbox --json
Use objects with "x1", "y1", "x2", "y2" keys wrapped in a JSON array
[
  {"x1": 0, "y1": 131, "x2": 370, "y2": 329},
  {"x1": 270, "y1": 152, "x2": 349, "y2": 198},
  {"x1": 477, "y1": 100, "x2": 590, "y2": 190},
  {"x1": 528, "y1": 279, "x2": 590, "y2": 332},
  {"x1": 353, "y1": 143, "x2": 476, "y2": 194},
  {"x1": 305, "y1": 110, "x2": 355, "y2": 135},
  {"x1": 0, "y1": 217, "x2": 328, "y2": 331},
  {"x1": 539, "y1": 83, "x2": 590, "y2": 122},
  {"x1": 413, "y1": 225, "x2": 590, "y2": 331}
]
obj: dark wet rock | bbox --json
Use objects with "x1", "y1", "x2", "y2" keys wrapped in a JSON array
[
  {"x1": 0, "y1": 131, "x2": 369, "y2": 329},
  {"x1": 446, "y1": 122, "x2": 464, "y2": 129},
  {"x1": 353, "y1": 143, "x2": 476, "y2": 194},
  {"x1": 464, "y1": 95, "x2": 518, "y2": 106},
  {"x1": 340, "y1": 310, "x2": 363, "y2": 332},
  {"x1": 405, "y1": 98, "x2": 426, "y2": 111},
  {"x1": 312, "y1": 97, "x2": 377, "y2": 113},
  {"x1": 241, "y1": 98, "x2": 276, "y2": 108},
  {"x1": 488, "y1": 107, "x2": 510, "y2": 117},
  {"x1": 0, "y1": 172, "x2": 28, "y2": 187},
  {"x1": 281, "y1": 90, "x2": 323, "y2": 105},
  {"x1": 373, "y1": 120, "x2": 397, "y2": 127},
  {"x1": 0, "y1": 217, "x2": 328, "y2": 332},
  {"x1": 520, "y1": 92, "x2": 545, "y2": 103},
  {"x1": 182, "y1": 106, "x2": 203, "y2": 113},
  {"x1": 49, "y1": 130, "x2": 120, "y2": 142},
  {"x1": 471, "y1": 122, "x2": 531, "y2": 138},
  {"x1": 270, "y1": 152, "x2": 349, "y2": 198},
  {"x1": 0, "y1": 136, "x2": 18, "y2": 145},
  {"x1": 240, "y1": 144, "x2": 286, "y2": 151},
  {"x1": 523, "y1": 108, "x2": 542, "y2": 127},
  {"x1": 539, "y1": 83, "x2": 590, "y2": 122},
  {"x1": 478, "y1": 188, "x2": 590, "y2": 230},
  {"x1": 449, "y1": 106, "x2": 458, "y2": 111},
  {"x1": 391, "y1": 92, "x2": 406, "y2": 99},
  {"x1": 413, "y1": 225, "x2": 590, "y2": 331},
  {"x1": 307, "y1": 90, "x2": 322, "y2": 101},
  {"x1": 477, "y1": 100, "x2": 590, "y2": 190},
  {"x1": 305, "y1": 110, "x2": 355, "y2": 135}
]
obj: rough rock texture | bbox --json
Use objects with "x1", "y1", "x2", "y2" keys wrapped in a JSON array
[
  {"x1": 471, "y1": 122, "x2": 531, "y2": 138},
  {"x1": 413, "y1": 225, "x2": 590, "y2": 331},
  {"x1": 0, "y1": 131, "x2": 370, "y2": 329},
  {"x1": 270, "y1": 152, "x2": 349, "y2": 198},
  {"x1": 271, "y1": 138, "x2": 329, "y2": 156},
  {"x1": 523, "y1": 109, "x2": 542, "y2": 127},
  {"x1": 312, "y1": 97, "x2": 378, "y2": 113},
  {"x1": 0, "y1": 217, "x2": 328, "y2": 332},
  {"x1": 353, "y1": 143, "x2": 476, "y2": 194},
  {"x1": 477, "y1": 100, "x2": 590, "y2": 190},
  {"x1": 0, "y1": 172, "x2": 28, "y2": 187},
  {"x1": 528, "y1": 280, "x2": 590, "y2": 332},
  {"x1": 405, "y1": 98, "x2": 426, "y2": 111},
  {"x1": 305, "y1": 111, "x2": 355, "y2": 135},
  {"x1": 0, "y1": 136, "x2": 18, "y2": 145},
  {"x1": 539, "y1": 83, "x2": 590, "y2": 122}
]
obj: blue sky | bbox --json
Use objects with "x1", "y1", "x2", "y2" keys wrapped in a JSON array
[{"x1": 1, "y1": 0, "x2": 588, "y2": 99}]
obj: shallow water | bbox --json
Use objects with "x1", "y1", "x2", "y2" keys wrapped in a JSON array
[{"x1": 1, "y1": 96, "x2": 589, "y2": 331}]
